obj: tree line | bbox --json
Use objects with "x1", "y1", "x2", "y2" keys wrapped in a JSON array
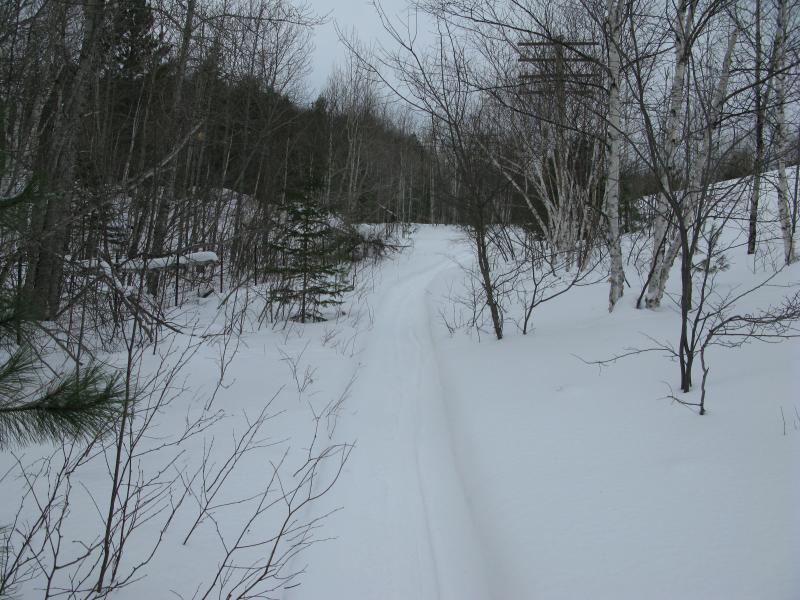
[{"x1": 349, "y1": 0, "x2": 799, "y2": 397}]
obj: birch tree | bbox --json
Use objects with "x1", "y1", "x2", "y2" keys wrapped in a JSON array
[
  {"x1": 772, "y1": 0, "x2": 797, "y2": 265},
  {"x1": 641, "y1": 0, "x2": 697, "y2": 309},
  {"x1": 604, "y1": 0, "x2": 626, "y2": 310},
  {"x1": 650, "y1": 21, "x2": 740, "y2": 391}
]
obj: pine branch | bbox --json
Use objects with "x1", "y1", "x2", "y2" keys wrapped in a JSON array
[
  {"x1": 0, "y1": 350, "x2": 38, "y2": 400},
  {"x1": 0, "y1": 361, "x2": 126, "y2": 449}
]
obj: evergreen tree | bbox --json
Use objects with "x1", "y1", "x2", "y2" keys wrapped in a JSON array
[
  {"x1": 106, "y1": 0, "x2": 167, "y2": 79},
  {"x1": 268, "y1": 190, "x2": 353, "y2": 323}
]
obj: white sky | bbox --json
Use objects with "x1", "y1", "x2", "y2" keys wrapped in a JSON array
[{"x1": 304, "y1": 0, "x2": 418, "y2": 97}]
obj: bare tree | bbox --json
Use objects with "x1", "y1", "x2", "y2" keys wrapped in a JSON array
[{"x1": 344, "y1": 5, "x2": 508, "y2": 338}]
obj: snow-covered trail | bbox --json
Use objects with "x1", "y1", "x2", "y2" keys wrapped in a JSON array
[
  {"x1": 292, "y1": 230, "x2": 490, "y2": 600},
  {"x1": 292, "y1": 224, "x2": 799, "y2": 600}
]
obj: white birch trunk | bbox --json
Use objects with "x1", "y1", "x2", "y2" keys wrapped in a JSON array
[
  {"x1": 644, "y1": 0, "x2": 694, "y2": 308},
  {"x1": 687, "y1": 27, "x2": 738, "y2": 210},
  {"x1": 774, "y1": 0, "x2": 796, "y2": 264},
  {"x1": 652, "y1": 26, "x2": 738, "y2": 299}
]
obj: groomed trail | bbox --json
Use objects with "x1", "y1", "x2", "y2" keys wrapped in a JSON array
[
  {"x1": 290, "y1": 225, "x2": 799, "y2": 600},
  {"x1": 290, "y1": 229, "x2": 491, "y2": 600}
]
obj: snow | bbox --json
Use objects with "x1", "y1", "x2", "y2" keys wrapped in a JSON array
[
  {"x1": 75, "y1": 251, "x2": 218, "y2": 273},
  {"x1": 285, "y1": 230, "x2": 491, "y2": 600},
  {"x1": 430, "y1": 272, "x2": 799, "y2": 599},
  {"x1": 294, "y1": 228, "x2": 800, "y2": 600},
  {"x1": 3, "y1": 222, "x2": 798, "y2": 598},
  {"x1": 122, "y1": 250, "x2": 219, "y2": 271}
]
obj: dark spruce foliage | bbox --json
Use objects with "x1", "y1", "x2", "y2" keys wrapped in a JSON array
[{"x1": 267, "y1": 191, "x2": 353, "y2": 323}]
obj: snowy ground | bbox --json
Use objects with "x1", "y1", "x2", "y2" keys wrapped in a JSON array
[
  {"x1": 295, "y1": 227, "x2": 800, "y2": 600},
  {"x1": 3, "y1": 224, "x2": 799, "y2": 599}
]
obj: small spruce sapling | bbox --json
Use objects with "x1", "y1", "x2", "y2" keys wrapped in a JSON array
[{"x1": 267, "y1": 189, "x2": 353, "y2": 323}]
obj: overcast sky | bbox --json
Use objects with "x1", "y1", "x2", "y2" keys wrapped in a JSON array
[{"x1": 304, "y1": 0, "x2": 418, "y2": 97}]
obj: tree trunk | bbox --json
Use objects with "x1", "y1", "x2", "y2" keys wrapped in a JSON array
[
  {"x1": 147, "y1": 0, "x2": 196, "y2": 296},
  {"x1": 474, "y1": 223, "x2": 503, "y2": 340},
  {"x1": 644, "y1": 0, "x2": 694, "y2": 309},
  {"x1": 773, "y1": 0, "x2": 796, "y2": 265},
  {"x1": 747, "y1": 0, "x2": 764, "y2": 255},
  {"x1": 678, "y1": 234, "x2": 694, "y2": 392},
  {"x1": 25, "y1": 0, "x2": 107, "y2": 320},
  {"x1": 647, "y1": 11, "x2": 736, "y2": 309},
  {"x1": 605, "y1": 0, "x2": 625, "y2": 311}
]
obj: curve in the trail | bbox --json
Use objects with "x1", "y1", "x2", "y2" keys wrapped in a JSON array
[{"x1": 293, "y1": 233, "x2": 489, "y2": 600}]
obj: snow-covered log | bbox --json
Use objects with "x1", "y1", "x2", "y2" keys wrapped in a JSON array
[
  {"x1": 75, "y1": 252, "x2": 218, "y2": 274},
  {"x1": 121, "y1": 251, "x2": 219, "y2": 272}
]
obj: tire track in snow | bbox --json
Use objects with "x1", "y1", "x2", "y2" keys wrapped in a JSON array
[
  {"x1": 366, "y1": 243, "x2": 490, "y2": 600},
  {"x1": 409, "y1": 324, "x2": 443, "y2": 600},
  {"x1": 407, "y1": 258, "x2": 492, "y2": 600},
  {"x1": 292, "y1": 235, "x2": 489, "y2": 599}
]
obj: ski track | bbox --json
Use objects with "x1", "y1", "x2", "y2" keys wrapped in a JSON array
[{"x1": 293, "y1": 231, "x2": 489, "y2": 600}]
